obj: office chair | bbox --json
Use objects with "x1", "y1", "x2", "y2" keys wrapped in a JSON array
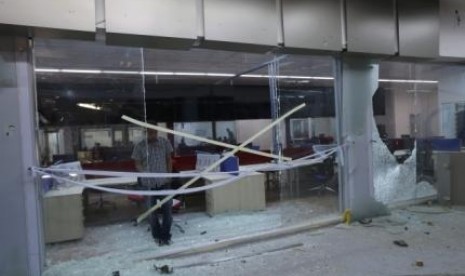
[{"x1": 309, "y1": 155, "x2": 337, "y2": 196}]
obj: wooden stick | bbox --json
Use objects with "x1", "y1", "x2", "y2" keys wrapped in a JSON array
[
  {"x1": 121, "y1": 116, "x2": 292, "y2": 161},
  {"x1": 133, "y1": 103, "x2": 306, "y2": 224},
  {"x1": 174, "y1": 243, "x2": 303, "y2": 269},
  {"x1": 137, "y1": 215, "x2": 340, "y2": 261}
]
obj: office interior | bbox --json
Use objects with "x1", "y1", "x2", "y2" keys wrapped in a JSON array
[
  {"x1": 4, "y1": 1, "x2": 465, "y2": 275},
  {"x1": 36, "y1": 39, "x2": 340, "y2": 260},
  {"x1": 33, "y1": 37, "x2": 458, "y2": 273}
]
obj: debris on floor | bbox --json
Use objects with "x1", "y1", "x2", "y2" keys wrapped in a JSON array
[
  {"x1": 40, "y1": 206, "x2": 465, "y2": 275},
  {"x1": 407, "y1": 205, "x2": 450, "y2": 214},
  {"x1": 154, "y1": 264, "x2": 173, "y2": 274},
  {"x1": 393, "y1": 240, "x2": 409, "y2": 247},
  {"x1": 174, "y1": 223, "x2": 185, "y2": 234},
  {"x1": 358, "y1": 218, "x2": 372, "y2": 225}
]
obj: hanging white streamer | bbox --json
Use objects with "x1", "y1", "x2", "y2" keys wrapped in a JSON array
[
  {"x1": 31, "y1": 146, "x2": 340, "y2": 178},
  {"x1": 32, "y1": 145, "x2": 343, "y2": 196},
  {"x1": 32, "y1": 168, "x2": 238, "y2": 178},
  {"x1": 37, "y1": 171, "x2": 250, "y2": 196}
]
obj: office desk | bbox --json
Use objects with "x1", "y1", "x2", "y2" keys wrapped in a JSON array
[
  {"x1": 43, "y1": 176, "x2": 137, "y2": 243},
  {"x1": 203, "y1": 172, "x2": 266, "y2": 216},
  {"x1": 242, "y1": 159, "x2": 324, "y2": 191},
  {"x1": 433, "y1": 151, "x2": 465, "y2": 205}
]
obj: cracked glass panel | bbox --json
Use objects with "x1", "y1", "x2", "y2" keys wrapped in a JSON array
[
  {"x1": 374, "y1": 62, "x2": 439, "y2": 205},
  {"x1": 372, "y1": 119, "x2": 437, "y2": 204}
]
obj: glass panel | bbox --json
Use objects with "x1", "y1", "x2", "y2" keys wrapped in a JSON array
[
  {"x1": 142, "y1": 48, "x2": 278, "y2": 245},
  {"x1": 276, "y1": 54, "x2": 339, "y2": 225},
  {"x1": 436, "y1": 65, "x2": 465, "y2": 204},
  {"x1": 36, "y1": 40, "x2": 338, "y2": 273},
  {"x1": 34, "y1": 38, "x2": 146, "y2": 272},
  {"x1": 374, "y1": 61, "x2": 440, "y2": 205}
]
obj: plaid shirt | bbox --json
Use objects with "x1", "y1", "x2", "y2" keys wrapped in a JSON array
[{"x1": 132, "y1": 137, "x2": 173, "y2": 188}]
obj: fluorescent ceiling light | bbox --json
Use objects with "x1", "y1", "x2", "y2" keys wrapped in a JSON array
[
  {"x1": 35, "y1": 68, "x2": 60, "y2": 73},
  {"x1": 241, "y1": 74, "x2": 268, "y2": 78},
  {"x1": 34, "y1": 68, "x2": 438, "y2": 83},
  {"x1": 206, "y1": 73, "x2": 235, "y2": 77},
  {"x1": 102, "y1": 70, "x2": 140, "y2": 75},
  {"x1": 379, "y1": 79, "x2": 438, "y2": 84},
  {"x1": 61, "y1": 69, "x2": 102, "y2": 74},
  {"x1": 142, "y1": 71, "x2": 175, "y2": 75},
  {"x1": 77, "y1": 103, "x2": 102, "y2": 110},
  {"x1": 174, "y1": 72, "x2": 207, "y2": 76},
  {"x1": 240, "y1": 74, "x2": 333, "y2": 80},
  {"x1": 281, "y1": 75, "x2": 334, "y2": 80}
]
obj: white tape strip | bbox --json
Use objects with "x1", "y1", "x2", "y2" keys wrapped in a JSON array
[
  {"x1": 31, "y1": 146, "x2": 338, "y2": 178},
  {"x1": 38, "y1": 171, "x2": 250, "y2": 196},
  {"x1": 33, "y1": 168, "x2": 239, "y2": 178},
  {"x1": 34, "y1": 145, "x2": 343, "y2": 197}
]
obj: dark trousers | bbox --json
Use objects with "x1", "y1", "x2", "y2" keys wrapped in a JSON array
[{"x1": 147, "y1": 189, "x2": 173, "y2": 241}]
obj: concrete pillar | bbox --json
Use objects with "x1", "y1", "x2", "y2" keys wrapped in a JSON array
[
  {"x1": 339, "y1": 57, "x2": 388, "y2": 220},
  {"x1": 0, "y1": 36, "x2": 43, "y2": 276}
]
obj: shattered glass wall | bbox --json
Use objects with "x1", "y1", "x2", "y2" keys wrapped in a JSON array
[
  {"x1": 372, "y1": 120, "x2": 437, "y2": 204},
  {"x1": 374, "y1": 62, "x2": 438, "y2": 205}
]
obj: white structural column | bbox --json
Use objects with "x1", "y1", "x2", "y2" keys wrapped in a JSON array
[
  {"x1": 0, "y1": 37, "x2": 43, "y2": 276},
  {"x1": 339, "y1": 57, "x2": 388, "y2": 220}
]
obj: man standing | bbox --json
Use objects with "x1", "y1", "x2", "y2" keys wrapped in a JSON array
[{"x1": 132, "y1": 126, "x2": 173, "y2": 245}]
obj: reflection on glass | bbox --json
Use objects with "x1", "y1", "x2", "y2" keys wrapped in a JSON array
[{"x1": 276, "y1": 55, "x2": 339, "y2": 227}]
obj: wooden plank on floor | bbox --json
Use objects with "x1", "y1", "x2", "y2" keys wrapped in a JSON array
[{"x1": 138, "y1": 215, "x2": 341, "y2": 261}]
